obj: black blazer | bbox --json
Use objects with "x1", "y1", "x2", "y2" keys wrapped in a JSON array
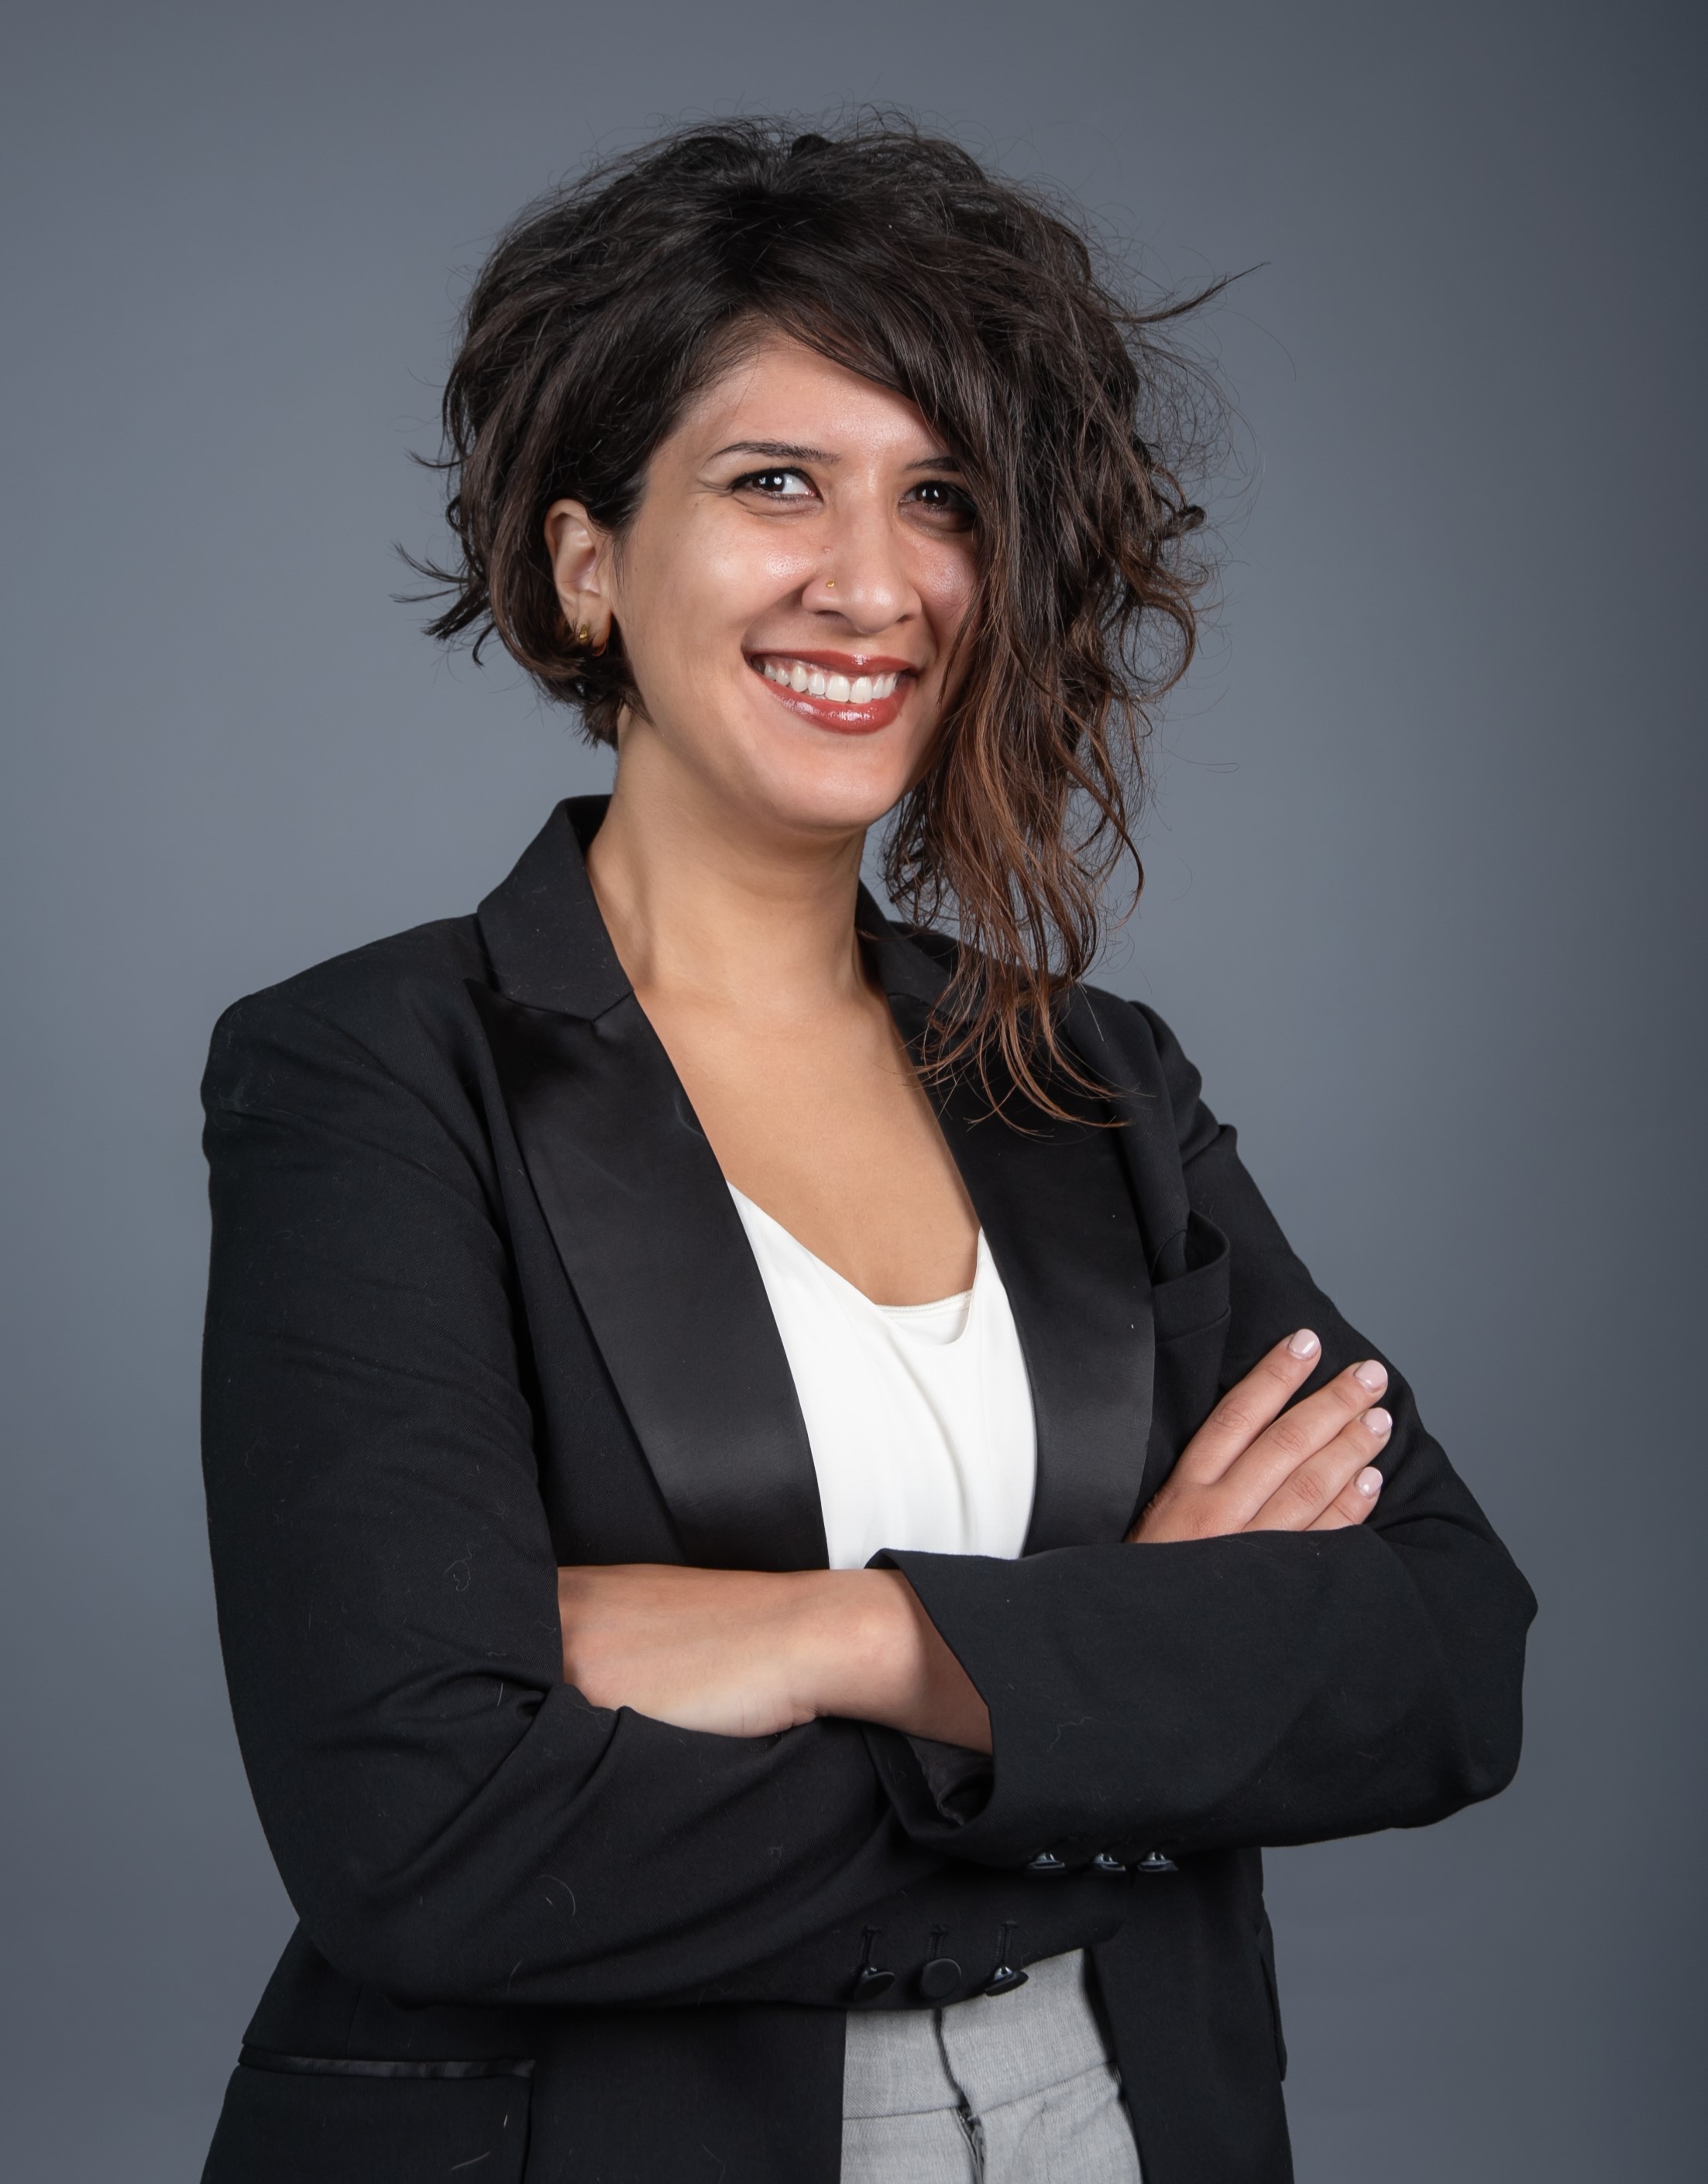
[{"x1": 198, "y1": 798, "x2": 1534, "y2": 2184}]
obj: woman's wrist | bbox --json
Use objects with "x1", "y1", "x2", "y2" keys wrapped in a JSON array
[
  {"x1": 785, "y1": 1568, "x2": 912, "y2": 1722},
  {"x1": 789, "y1": 1568, "x2": 991, "y2": 1753}
]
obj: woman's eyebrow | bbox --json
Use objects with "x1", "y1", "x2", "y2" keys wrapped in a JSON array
[
  {"x1": 707, "y1": 440, "x2": 964, "y2": 470},
  {"x1": 710, "y1": 439, "x2": 837, "y2": 462}
]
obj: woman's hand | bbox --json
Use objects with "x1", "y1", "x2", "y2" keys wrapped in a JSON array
[
  {"x1": 1130, "y1": 1329, "x2": 1390, "y2": 1543},
  {"x1": 558, "y1": 1331, "x2": 1386, "y2": 1739},
  {"x1": 556, "y1": 1562, "x2": 992, "y2": 1750}
]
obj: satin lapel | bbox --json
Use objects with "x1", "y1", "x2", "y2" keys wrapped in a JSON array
[
  {"x1": 862, "y1": 906, "x2": 1156, "y2": 1550},
  {"x1": 933, "y1": 1032, "x2": 1155, "y2": 1551},
  {"x1": 474, "y1": 803, "x2": 827, "y2": 1572},
  {"x1": 1060, "y1": 985, "x2": 1194, "y2": 1516}
]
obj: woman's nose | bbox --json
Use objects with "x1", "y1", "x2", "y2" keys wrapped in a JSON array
[{"x1": 806, "y1": 507, "x2": 919, "y2": 630}]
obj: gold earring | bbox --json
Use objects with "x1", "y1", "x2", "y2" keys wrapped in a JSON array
[{"x1": 574, "y1": 621, "x2": 592, "y2": 647}]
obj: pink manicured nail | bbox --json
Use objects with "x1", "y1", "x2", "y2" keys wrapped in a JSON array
[
  {"x1": 1363, "y1": 1407, "x2": 1392, "y2": 1437},
  {"x1": 1287, "y1": 1329, "x2": 1321, "y2": 1359},
  {"x1": 1354, "y1": 1360, "x2": 1387, "y2": 1393},
  {"x1": 1356, "y1": 1467, "x2": 1383, "y2": 1497}
]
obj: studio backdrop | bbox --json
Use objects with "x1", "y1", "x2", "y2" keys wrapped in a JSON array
[{"x1": 2, "y1": 3, "x2": 1703, "y2": 2179}]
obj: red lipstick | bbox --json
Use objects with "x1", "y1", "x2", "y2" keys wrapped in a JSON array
[{"x1": 746, "y1": 651, "x2": 920, "y2": 736}]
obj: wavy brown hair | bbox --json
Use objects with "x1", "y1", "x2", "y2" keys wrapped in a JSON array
[{"x1": 414, "y1": 115, "x2": 1222, "y2": 1114}]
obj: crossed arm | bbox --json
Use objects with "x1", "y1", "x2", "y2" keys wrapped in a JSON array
[
  {"x1": 203, "y1": 980, "x2": 1531, "y2": 2004},
  {"x1": 556, "y1": 1327, "x2": 1397, "y2": 1751}
]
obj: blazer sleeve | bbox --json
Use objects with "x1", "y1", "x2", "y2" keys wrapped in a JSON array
[
  {"x1": 872, "y1": 1001, "x2": 1538, "y2": 1867},
  {"x1": 201, "y1": 985, "x2": 964, "y2": 2013}
]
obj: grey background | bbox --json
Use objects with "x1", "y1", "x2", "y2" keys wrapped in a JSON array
[{"x1": 3, "y1": 2, "x2": 1703, "y2": 2176}]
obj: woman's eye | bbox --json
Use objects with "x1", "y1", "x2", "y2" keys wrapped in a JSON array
[
  {"x1": 906, "y1": 479, "x2": 978, "y2": 528},
  {"x1": 736, "y1": 468, "x2": 816, "y2": 499}
]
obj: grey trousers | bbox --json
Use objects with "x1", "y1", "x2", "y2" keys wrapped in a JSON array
[{"x1": 841, "y1": 1949, "x2": 1143, "y2": 2183}]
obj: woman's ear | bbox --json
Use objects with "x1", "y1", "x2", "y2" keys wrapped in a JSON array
[{"x1": 545, "y1": 498, "x2": 615, "y2": 651}]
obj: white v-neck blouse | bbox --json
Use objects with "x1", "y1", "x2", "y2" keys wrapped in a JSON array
[{"x1": 727, "y1": 1186, "x2": 1037, "y2": 1570}]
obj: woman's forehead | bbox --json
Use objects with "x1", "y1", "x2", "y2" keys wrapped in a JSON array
[{"x1": 672, "y1": 333, "x2": 940, "y2": 464}]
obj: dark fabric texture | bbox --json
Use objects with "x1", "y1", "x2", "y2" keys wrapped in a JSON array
[
  {"x1": 204, "y1": 2062, "x2": 532, "y2": 2182},
  {"x1": 198, "y1": 797, "x2": 1534, "y2": 2184}
]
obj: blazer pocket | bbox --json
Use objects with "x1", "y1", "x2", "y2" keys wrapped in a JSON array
[
  {"x1": 201, "y1": 2052, "x2": 533, "y2": 2184},
  {"x1": 1150, "y1": 1211, "x2": 1230, "y2": 1347},
  {"x1": 1143, "y1": 1214, "x2": 1233, "y2": 1492}
]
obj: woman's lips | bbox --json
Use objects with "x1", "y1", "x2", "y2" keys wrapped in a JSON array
[{"x1": 747, "y1": 653, "x2": 917, "y2": 736}]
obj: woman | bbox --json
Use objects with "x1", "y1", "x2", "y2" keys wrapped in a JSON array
[{"x1": 198, "y1": 121, "x2": 1534, "y2": 2184}]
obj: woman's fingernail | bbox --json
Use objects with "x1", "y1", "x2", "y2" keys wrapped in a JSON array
[
  {"x1": 1356, "y1": 1467, "x2": 1383, "y2": 1497},
  {"x1": 1354, "y1": 1359, "x2": 1387, "y2": 1393},
  {"x1": 1363, "y1": 1407, "x2": 1392, "y2": 1437},
  {"x1": 1287, "y1": 1329, "x2": 1321, "y2": 1359}
]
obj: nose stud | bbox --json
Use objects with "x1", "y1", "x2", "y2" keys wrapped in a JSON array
[{"x1": 825, "y1": 579, "x2": 835, "y2": 591}]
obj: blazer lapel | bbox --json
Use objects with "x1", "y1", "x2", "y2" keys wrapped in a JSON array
[
  {"x1": 860, "y1": 905, "x2": 1157, "y2": 1550},
  {"x1": 473, "y1": 802, "x2": 1156, "y2": 1571},
  {"x1": 475, "y1": 801, "x2": 827, "y2": 1571}
]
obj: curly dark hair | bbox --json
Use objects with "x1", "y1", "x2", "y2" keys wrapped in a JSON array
[{"x1": 414, "y1": 115, "x2": 1222, "y2": 1112}]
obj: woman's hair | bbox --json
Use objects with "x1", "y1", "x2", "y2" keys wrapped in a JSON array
[{"x1": 418, "y1": 115, "x2": 1221, "y2": 1112}]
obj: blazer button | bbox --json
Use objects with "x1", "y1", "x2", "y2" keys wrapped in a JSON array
[
  {"x1": 1134, "y1": 1849, "x2": 1178, "y2": 1874},
  {"x1": 919, "y1": 1957, "x2": 962, "y2": 2000},
  {"x1": 849, "y1": 1928, "x2": 895, "y2": 2003},
  {"x1": 984, "y1": 1919, "x2": 1026, "y2": 1997},
  {"x1": 1091, "y1": 1853, "x2": 1127, "y2": 1876},
  {"x1": 1025, "y1": 1850, "x2": 1067, "y2": 1874}
]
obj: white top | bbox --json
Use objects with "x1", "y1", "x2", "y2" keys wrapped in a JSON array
[{"x1": 727, "y1": 1186, "x2": 1037, "y2": 1569}]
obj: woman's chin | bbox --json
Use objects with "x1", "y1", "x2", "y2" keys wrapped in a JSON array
[
  {"x1": 702, "y1": 723, "x2": 912, "y2": 840},
  {"x1": 742, "y1": 754, "x2": 912, "y2": 841}
]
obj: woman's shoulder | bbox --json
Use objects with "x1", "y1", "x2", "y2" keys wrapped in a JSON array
[
  {"x1": 203, "y1": 912, "x2": 495, "y2": 1114},
  {"x1": 873, "y1": 903, "x2": 1205, "y2": 1135},
  {"x1": 1067, "y1": 980, "x2": 1218, "y2": 1162},
  {"x1": 1074, "y1": 982, "x2": 1191, "y2": 1082}
]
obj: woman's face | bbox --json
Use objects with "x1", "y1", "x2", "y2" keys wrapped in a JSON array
[{"x1": 546, "y1": 331, "x2": 981, "y2": 844}]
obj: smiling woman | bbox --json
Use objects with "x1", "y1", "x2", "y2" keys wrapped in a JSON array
[
  {"x1": 551, "y1": 373, "x2": 977, "y2": 748},
  {"x1": 415, "y1": 122, "x2": 1211, "y2": 1107},
  {"x1": 197, "y1": 118, "x2": 1534, "y2": 2184}
]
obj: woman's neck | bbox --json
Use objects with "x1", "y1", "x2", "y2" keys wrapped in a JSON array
[{"x1": 585, "y1": 735, "x2": 872, "y2": 1021}]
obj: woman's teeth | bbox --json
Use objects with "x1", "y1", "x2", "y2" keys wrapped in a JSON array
[{"x1": 759, "y1": 659, "x2": 902, "y2": 704}]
